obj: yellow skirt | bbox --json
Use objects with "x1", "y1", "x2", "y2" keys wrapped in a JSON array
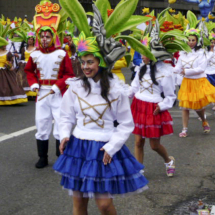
[
  {"x1": 26, "y1": 91, "x2": 37, "y2": 97},
  {"x1": 178, "y1": 77, "x2": 215, "y2": 110}
]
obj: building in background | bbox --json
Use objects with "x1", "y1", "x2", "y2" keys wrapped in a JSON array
[{"x1": 0, "y1": 0, "x2": 200, "y2": 24}]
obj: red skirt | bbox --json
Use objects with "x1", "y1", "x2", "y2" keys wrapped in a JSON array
[{"x1": 131, "y1": 97, "x2": 173, "y2": 138}]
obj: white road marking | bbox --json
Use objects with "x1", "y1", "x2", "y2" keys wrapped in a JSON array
[{"x1": 0, "y1": 125, "x2": 36, "y2": 142}]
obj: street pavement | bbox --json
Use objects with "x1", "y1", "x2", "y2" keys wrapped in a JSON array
[{"x1": 0, "y1": 68, "x2": 215, "y2": 215}]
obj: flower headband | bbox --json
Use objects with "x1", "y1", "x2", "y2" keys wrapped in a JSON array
[
  {"x1": 73, "y1": 31, "x2": 107, "y2": 68},
  {"x1": 27, "y1": 31, "x2": 36, "y2": 40},
  {"x1": 185, "y1": 28, "x2": 200, "y2": 39}
]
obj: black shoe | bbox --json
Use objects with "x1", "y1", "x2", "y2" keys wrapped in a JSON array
[
  {"x1": 35, "y1": 157, "x2": 48, "y2": 168},
  {"x1": 56, "y1": 139, "x2": 60, "y2": 157},
  {"x1": 35, "y1": 139, "x2": 49, "y2": 169}
]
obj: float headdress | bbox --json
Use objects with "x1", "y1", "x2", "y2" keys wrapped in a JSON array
[
  {"x1": 34, "y1": 0, "x2": 61, "y2": 48},
  {"x1": 59, "y1": 0, "x2": 157, "y2": 71},
  {"x1": 142, "y1": 10, "x2": 192, "y2": 62}
]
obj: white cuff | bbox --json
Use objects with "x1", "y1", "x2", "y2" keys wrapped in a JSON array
[
  {"x1": 52, "y1": 84, "x2": 61, "y2": 94},
  {"x1": 30, "y1": 83, "x2": 39, "y2": 91}
]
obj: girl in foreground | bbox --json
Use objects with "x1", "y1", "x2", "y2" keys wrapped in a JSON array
[{"x1": 53, "y1": 32, "x2": 148, "y2": 215}]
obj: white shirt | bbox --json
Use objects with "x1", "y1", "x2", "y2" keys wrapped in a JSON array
[
  {"x1": 173, "y1": 49, "x2": 207, "y2": 79},
  {"x1": 129, "y1": 61, "x2": 176, "y2": 111},
  {"x1": 59, "y1": 77, "x2": 134, "y2": 157},
  {"x1": 205, "y1": 50, "x2": 215, "y2": 75}
]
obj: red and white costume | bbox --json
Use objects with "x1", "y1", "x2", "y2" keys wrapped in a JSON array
[
  {"x1": 25, "y1": 45, "x2": 74, "y2": 140},
  {"x1": 129, "y1": 61, "x2": 176, "y2": 138}
]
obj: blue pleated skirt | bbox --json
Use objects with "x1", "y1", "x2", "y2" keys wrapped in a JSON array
[
  {"x1": 207, "y1": 74, "x2": 215, "y2": 86},
  {"x1": 53, "y1": 135, "x2": 149, "y2": 198}
]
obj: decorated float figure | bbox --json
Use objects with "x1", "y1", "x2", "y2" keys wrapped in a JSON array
[{"x1": 25, "y1": 0, "x2": 74, "y2": 168}]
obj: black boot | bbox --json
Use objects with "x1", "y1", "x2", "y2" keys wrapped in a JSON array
[
  {"x1": 35, "y1": 139, "x2": 49, "y2": 168},
  {"x1": 56, "y1": 139, "x2": 60, "y2": 157}
]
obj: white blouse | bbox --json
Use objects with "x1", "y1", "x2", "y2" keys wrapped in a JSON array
[
  {"x1": 129, "y1": 61, "x2": 176, "y2": 111},
  {"x1": 173, "y1": 49, "x2": 207, "y2": 79},
  {"x1": 59, "y1": 77, "x2": 134, "y2": 157},
  {"x1": 205, "y1": 50, "x2": 215, "y2": 75}
]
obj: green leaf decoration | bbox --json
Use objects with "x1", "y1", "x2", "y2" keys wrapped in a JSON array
[
  {"x1": 164, "y1": 40, "x2": 192, "y2": 53},
  {"x1": 10, "y1": 37, "x2": 24, "y2": 42},
  {"x1": 59, "y1": 8, "x2": 68, "y2": 23},
  {"x1": 203, "y1": 37, "x2": 210, "y2": 46},
  {"x1": 159, "y1": 16, "x2": 166, "y2": 27},
  {"x1": 57, "y1": 20, "x2": 66, "y2": 35},
  {"x1": 105, "y1": 0, "x2": 139, "y2": 38},
  {"x1": 115, "y1": 15, "x2": 152, "y2": 34},
  {"x1": 0, "y1": 36, "x2": 8, "y2": 46},
  {"x1": 157, "y1": 7, "x2": 171, "y2": 21},
  {"x1": 59, "y1": 0, "x2": 91, "y2": 37},
  {"x1": 115, "y1": 35, "x2": 156, "y2": 62},
  {"x1": 2, "y1": 24, "x2": 10, "y2": 38},
  {"x1": 124, "y1": 52, "x2": 132, "y2": 67},
  {"x1": 160, "y1": 29, "x2": 188, "y2": 42},
  {"x1": 149, "y1": 10, "x2": 155, "y2": 17},
  {"x1": 0, "y1": 23, "x2": 3, "y2": 36},
  {"x1": 95, "y1": 0, "x2": 111, "y2": 24},
  {"x1": 86, "y1": 12, "x2": 94, "y2": 17},
  {"x1": 187, "y1": 10, "x2": 198, "y2": 28}
]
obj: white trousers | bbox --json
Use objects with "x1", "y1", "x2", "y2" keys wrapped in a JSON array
[{"x1": 35, "y1": 89, "x2": 62, "y2": 141}]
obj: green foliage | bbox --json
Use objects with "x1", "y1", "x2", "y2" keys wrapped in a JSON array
[
  {"x1": 105, "y1": 0, "x2": 139, "y2": 38},
  {"x1": 187, "y1": 10, "x2": 199, "y2": 28},
  {"x1": 95, "y1": 0, "x2": 111, "y2": 24},
  {"x1": 115, "y1": 35, "x2": 156, "y2": 61},
  {"x1": 157, "y1": 7, "x2": 171, "y2": 21},
  {"x1": 59, "y1": 0, "x2": 91, "y2": 37},
  {"x1": 115, "y1": 15, "x2": 152, "y2": 35},
  {"x1": 124, "y1": 52, "x2": 132, "y2": 67}
]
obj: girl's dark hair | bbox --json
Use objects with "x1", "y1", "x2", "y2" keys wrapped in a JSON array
[
  {"x1": 81, "y1": 67, "x2": 113, "y2": 107},
  {"x1": 139, "y1": 61, "x2": 158, "y2": 85}
]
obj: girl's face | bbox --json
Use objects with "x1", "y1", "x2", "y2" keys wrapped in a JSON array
[
  {"x1": 81, "y1": 54, "x2": 100, "y2": 79},
  {"x1": 211, "y1": 39, "x2": 215, "y2": 48},
  {"x1": 188, "y1": 35, "x2": 197, "y2": 49},
  {"x1": 28, "y1": 37, "x2": 34, "y2": 46},
  {"x1": 141, "y1": 55, "x2": 150, "y2": 65}
]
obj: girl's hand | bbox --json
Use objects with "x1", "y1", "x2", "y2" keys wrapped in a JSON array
[
  {"x1": 153, "y1": 105, "x2": 160, "y2": 115},
  {"x1": 60, "y1": 137, "x2": 69, "y2": 154},
  {"x1": 100, "y1": 148, "x2": 112, "y2": 165},
  {"x1": 181, "y1": 69, "x2": 185, "y2": 76}
]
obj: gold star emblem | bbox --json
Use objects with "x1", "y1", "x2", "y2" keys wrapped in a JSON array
[{"x1": 73, "y1": 91, "x2": 118, "y2": 128}]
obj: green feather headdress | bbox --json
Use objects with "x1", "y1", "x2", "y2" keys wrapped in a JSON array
[{"x1": 73, "y1": 31, "x2": 106, "y2": 68}]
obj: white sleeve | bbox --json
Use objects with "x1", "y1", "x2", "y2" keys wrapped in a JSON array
[
  {"x1": 59, "y1": 87, "x2": 76, "y2": 142},
  {"x1": 206, "y1": 51, "x2": 213, "y2": 61},
  {"x1": 102, "y1": 93, "x2": 134, "y2": 157},
  {"x1": 184, "y1": 54, "x2": 207, "y2": 76},
  {"x1": 129, "y1": 66, "x2": 140, "y2": 98},
  {"x1": 158, "y1": 75, "x2": 176, "y2": 111},
  {"x1": 173, "y1": 57, "x2": 183, "y2": 74}
]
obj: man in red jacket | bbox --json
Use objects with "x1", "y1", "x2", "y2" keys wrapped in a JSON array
[{"x1": 25, "y1": 26, "x2": 74, "y2": 168}]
